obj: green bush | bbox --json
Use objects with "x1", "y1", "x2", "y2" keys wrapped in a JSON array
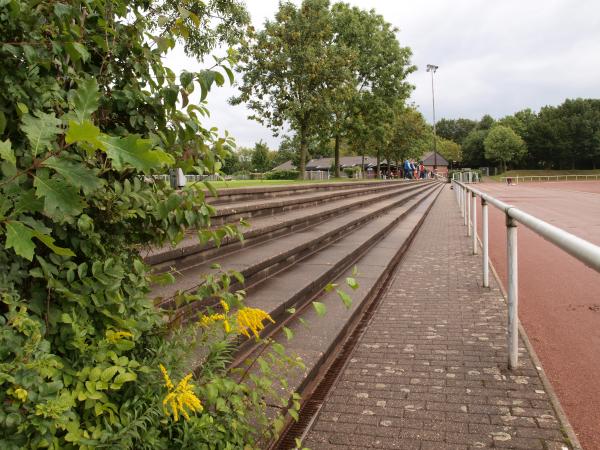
[
  {"x1": 265, "y1": 170, "x2": 300, "y2": 180},
  {"x1": 343, "y1": 167, "x2": 360, "y2": 178},
  {"x1": 0, "y1": 1, "x2": 301, "y2": 448}
]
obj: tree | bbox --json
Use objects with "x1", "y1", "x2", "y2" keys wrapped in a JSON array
[
  {"x1": 436, "y1": 137, "x2": 462, "y2": 163},
  {"x1": 384, "y1": 107, "x2": 428, "y2": 168},
  {"x1": 478, "y1": 114, "x2": 496, "y2": 130},
  {"x1": 232, "y1": 0, "x2": 353, "y2": 178},
  {"x1": 462, "y1": 129, "x2": 489, "y2": 167},
  {"x1": 435, "y1": 118, "x2": 477, "y2": 145},
  {"x1": 251, "y1": 140, "x2": 271, "y2": 172},
  {"x1": 484, "y1": 125, "x2": 527, "y2": 173}
]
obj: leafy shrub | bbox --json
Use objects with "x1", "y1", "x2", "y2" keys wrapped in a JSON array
[
  {"x1": 265, "y1": 170, "x2": 300, "y2": 180},
  {"x1": 0, "y1": 1, "x2": 303, "y2": 448},
  {"x1": 343, "y1": 167, "x2": 361, "y2": 178}
]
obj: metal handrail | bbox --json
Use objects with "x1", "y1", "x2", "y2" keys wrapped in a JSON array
[{"x1": 452, "y1": 179, "x2": 600, "y2": 369}]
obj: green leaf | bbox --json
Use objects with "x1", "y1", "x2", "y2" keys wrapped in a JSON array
[
  {"x1": 65, "y1": 120, "x2": 103, "y2": 151},
  {"x1": 282, "y1": 326, "x2": 294, "y2": 340},
  {"x1": 99, "y1": 135, "x2": 174, "y2": 173},
  {"x1": 31, "y1": 230, "x2": 75, "y2": 257},
  {"x1": 33, "y1": 175, "x2": 86, "y2": 218},
  {"x1": 289, "y1": 408, "x2": 299, "y2": 421},
  {"x1": 4, "y1": 221, "x2": 35, "y2": 260},
  {"x1": 223, "y1": 66, "x2": 235, "y2": 85},
  {"x1": 44, "y1": 156, "x2": 104, "y2": 194},
  {"x1": 65, "y1": 42, "x2": 90, "y2": 63},
  {"x1": 113, "y1": 372, "x2": 137, "y2": 385},
  {"x1": 285, "y1": 307, "x2": 296, "y2": 314},
  {"x1": 352, "y1": 265, "x2": 359, "y2": 276},
  {"x1": 336, "y1": 289, "x2": 353, "y2": 309},
  {"x1": 324, "y1": 282, "x2": 338, "y2": 293},
  {"x1": 21, "y1": 111, "x2": 62, "y2": 157},
  {"x1": 101, "y1": 366, "x2": 120, "y2": 382},
  {"x1": 0, "y1": 139, "x2": 15, "y2": 166},
  {"x1": 69, "y1": 78, "x2": 100, "y2": 123},
  {"x1": 312, "y1": 301, "x2": 327, "y2": 317},
  {"x1": 345, "y1": 277, "x2": 359, "y2": 290}
]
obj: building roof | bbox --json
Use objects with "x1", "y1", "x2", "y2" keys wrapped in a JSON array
[
  {"x1": 273, "y1": 156, "x2": 398, "y2": 171},
  {"x1": 272, "y1": 160, "x2": 295, "y2": 171},
  {"x1": 421, "y1": 151, "x2": 449, "y2": 167}
]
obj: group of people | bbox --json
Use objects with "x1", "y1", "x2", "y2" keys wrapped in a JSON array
[{"x1": 403, "y1": 159, "x2": 430, "y2": 180}]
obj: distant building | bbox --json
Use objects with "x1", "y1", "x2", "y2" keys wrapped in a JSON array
[
  {"x1": 273, "y1": 156, "x2": 396, "y2": 176},
  {"x1": 271, "y1": 160, "x2": 295, "y2": 171},
  {"x1": 420, "y1": 151, "x2": 449, "y2": 175}
]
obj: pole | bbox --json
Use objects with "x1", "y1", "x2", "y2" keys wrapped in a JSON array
[
  {"x1": 467, "y1": 188, "x2": 471, "y2": 236},
  {"x1": 431, "y1": 70, "x2": 437, "y2": 171},
  {"x1": 472, "y1": 192, "x2": 478, "y2": 255},
  {"x1": 482, "y1": 198, "x2": 489, "y2": 288},
  {"x1": 506, "y1": 215, "x2": 519, "y2": 369},
  {"x1": 464, "y1": 188, "x2": 468, "y2": 226}
]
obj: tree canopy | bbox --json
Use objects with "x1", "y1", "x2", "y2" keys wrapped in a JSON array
[
  {"x1": 484, "y1": 125, "x2": 527, "y2": 172},
  {"x1": 232, "y1": 0, "x2": 415, "y2": 178}
]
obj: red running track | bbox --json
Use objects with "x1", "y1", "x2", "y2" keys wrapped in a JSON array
[{"x1": 469, "y1": 181, "x2": 600, "y2": 449}]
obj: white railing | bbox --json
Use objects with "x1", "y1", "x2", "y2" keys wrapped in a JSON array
[
  {"x1": 500, "y1": 174, "x2": 600, "y2": 183},
  {"x1": 452, "y1": 180, "x2": 600, "y2": 370},
  {"x1": 452, "y1": 171, "x2": 480, "y2": 183}
]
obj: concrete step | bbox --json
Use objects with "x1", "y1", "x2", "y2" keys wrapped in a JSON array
[
  {"x1": 151, "y1": 182, "x2": 437, "y2": 313},
  {"x1": 234, "y1": 184, "x2": 442, "y2": 359},
  {"x1": 233, "y1": 184, "x2": 443, "y2": 445},
  {"x1": 146, "y1": 181, "x2": 430, "y2": 272},
  {"x1": 205, "y1": 180, "x2": 409, "y2": 205},
  {"x1": 210, "y1": 180, "x2": 418, "y2": 225}
]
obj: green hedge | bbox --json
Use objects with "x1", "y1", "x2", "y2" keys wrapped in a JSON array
[
  {"x1": 265, "y1": 170, "x2": 299, "y2": 180},
  {"x1": 343, "y1": 167, "x2": 360, "y2": 178}
]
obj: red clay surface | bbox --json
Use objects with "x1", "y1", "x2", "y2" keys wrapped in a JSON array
[{"x1": 473, "y1": 181, "x2": 600, "y2": 449}]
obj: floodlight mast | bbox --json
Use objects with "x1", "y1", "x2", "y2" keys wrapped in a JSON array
[{"x1": 426, "y1": 64, "x2": 439, "y2": 171}]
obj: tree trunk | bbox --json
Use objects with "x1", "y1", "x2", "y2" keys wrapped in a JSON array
[
  {"x1": 299, "y1": 123, "x2": 308, "y2": 180},
  {"x1": 334, "y1": 134, "x2": 340, "y2": 178},
  {"x1": 376, "y1": 149, "x2": 381, "y2": 179},
  {"x1": 361, "y1": 152, "x2": 365, "y2": 179}
]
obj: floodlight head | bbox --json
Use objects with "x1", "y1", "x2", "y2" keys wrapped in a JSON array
[{"x1": 426, "y1": 64, "x2": 438, "y2": 73}]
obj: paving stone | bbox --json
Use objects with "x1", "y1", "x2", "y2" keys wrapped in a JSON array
[{"x1": 302, "y1": 186, "x2": 572, "y2": 450}]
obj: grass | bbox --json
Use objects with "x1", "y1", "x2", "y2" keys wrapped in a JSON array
[
  {"x1": 486, "y1": 169, "x2": 600, "y2": 182},
  {"x1": 201, "y1": 178, "x2": 388, "y2": 189}
]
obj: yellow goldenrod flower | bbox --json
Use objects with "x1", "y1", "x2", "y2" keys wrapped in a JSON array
[
  {"x1": 159, "y1": 366, "x2": 203, "y2": 422},
  {"x1": 159, "y1": 364, "x2": 174, "y2": 391},
  {"x1": 219, "y1": 299, "x2": 230, "y2": 313},
  {"x1": 198, "y1": 313, "x2": 226, "y2": 328},
  {"x1": 236, "y1": 307, "x2": 275, "y2": 339},
  {"x1": 106, "y1": 330, "x2": 134, "y2": 343},
  {"x1": 223, "y1": 319, "x2": 231, "y2": 333}
]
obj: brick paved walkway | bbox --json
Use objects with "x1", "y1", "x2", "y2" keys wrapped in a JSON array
[{"x1": 303, "y1": 186, "x2": 572, "y2": 450}]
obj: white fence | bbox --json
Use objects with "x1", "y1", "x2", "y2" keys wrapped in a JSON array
[
  {"x1": 452, "y1": 180, "x2": 600, "y2": 369},
  {"x1": 452, "y1": 171, "x2": 480, "y2": 183},
  {"x1": 500, "y1": 174, "x2": 600, "y2": 184}
]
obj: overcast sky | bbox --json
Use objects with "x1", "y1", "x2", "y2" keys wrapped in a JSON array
[{"x1": 165, "y1": 0, "x2": 600, "y2": 149}]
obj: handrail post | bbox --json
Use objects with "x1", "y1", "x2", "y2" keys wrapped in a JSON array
[
  {"x1": 506, "y1": 213, "x2": 519, "y2": 370},
  {"x1": 482, "y1": 198, "x2": 489, "y2": 287},
  {"x1": 464, "y1": 188, "x2": 468, "y2": 226},
  {"x1": 467, "y1": 188, "x2": 472, "y2": 236},
  {"x1": 472, "y1": 191, "x2": 478, "y2": 254}
]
